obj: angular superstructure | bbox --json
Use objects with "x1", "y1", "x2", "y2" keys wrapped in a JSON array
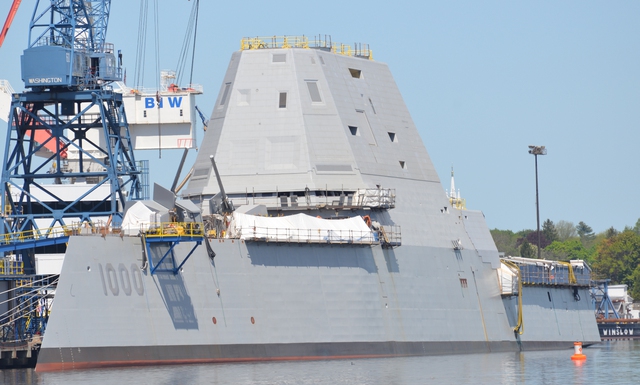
[
  {"x1": 33, "y1": 37, "x2": 600, "y2": 371},
  {"x1": 185, "y1": 41, "x2": 433, "y2": 198}
]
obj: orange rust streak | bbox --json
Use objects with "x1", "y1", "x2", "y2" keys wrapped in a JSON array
[{"x1": 36, "y1": 353, "x2": 411, "y2": 372}]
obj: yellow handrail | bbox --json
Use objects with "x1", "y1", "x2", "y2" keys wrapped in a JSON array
[
  {"x1": 240, "y1": 35, "x2": 372, "y2": 60},
  {"x1": 0, "y1": 225, "x2": 72, "y2": 245},
  {"x1": 0, "y1": 222, "x2": 206, "y2": 245},
  {"x1": 142, "y1": 222, "x2": 204, "y2": 238}
]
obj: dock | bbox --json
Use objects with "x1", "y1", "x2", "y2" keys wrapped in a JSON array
[{"x1": 0, "y1": 335, "x2": 41, "y2": 369}]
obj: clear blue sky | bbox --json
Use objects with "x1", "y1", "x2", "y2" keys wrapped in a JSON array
[{"x1": 1, "y1": 1, "x2": 638, "y2": 234}]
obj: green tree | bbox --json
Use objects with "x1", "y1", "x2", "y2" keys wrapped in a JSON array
[
  {"x1": 520, "y1": 239, "x2": 535, "y2": 258},
  {"x1": 490, "y1": 229, "x2": 520, "y2": 256},
  {"x1": 542, "y1": 219, "x2": 558, "y2": 244},
  {"x1": 634, "y1": 218, "x2": 640, "y2": 235},
  {"x1": 577, "y1": 221, "x2": 595, "y2": 247},
  {"x1": 545, "y1": 239, "x2": 591, "y2": 262},
  {"x1": 605, "y1": 226, "x2": 619, "y2": 239},
  {"x1": 592, "y1": 231, "x2": 640, "y2": 299},
  {"x1": 556, "y1": 220, "x2": 577, "y2": 241},
  {"x1": 577, "y1": 221, "x2": 594, "y2": 238}
]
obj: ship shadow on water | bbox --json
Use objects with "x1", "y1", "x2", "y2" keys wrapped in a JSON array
[
  {"x1": 147, "y1": 244, "x2": 199, "y2": 330},
  {"x1": 245, "y1": 243, "x2": 400, "y2": 274}
]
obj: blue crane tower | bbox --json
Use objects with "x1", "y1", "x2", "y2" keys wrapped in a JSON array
[{"x1": 1, "y1": 0, "x2": 141, "y2": 273}]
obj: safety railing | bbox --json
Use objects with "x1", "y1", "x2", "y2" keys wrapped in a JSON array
[
  {"x1": 379, "y1": 225, "x2": 402, "y2": 247},
  {"x1": 122, "y1": 83, "x2": 204, "y2": 95},
  {"x1": 235, "y1": 227, "x2": 378, "y2": 245},
  {"x1": 0, "y1": 260, "x2": 23, "y2": 275},
  {"x1": 1, "y1": 225, "x2": 69, "y2": 246},
  {"x1": 0, "y1": 222, "x2": 207, "y2": 245},
  {"x1": 240, "y1": 35, "x2": 373, "y2": 60},
  {"x1": 501, "y1": 257, "x2": 591, "y2": 287},
  {"x1": 141, "y1": 222, "x2": 205, "y2": 239},
  {"x1": 241, "y1": 36, "x2": 310, "y2": 50},
  {"x1": 226, "y1": 188, "x2": 395, "y2": 211}
]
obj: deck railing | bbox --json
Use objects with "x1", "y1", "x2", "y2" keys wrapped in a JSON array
[
  {"x1": 236, "y1": 226, "x2": 378, "y2": 245},
  {"x1": 240, "y1": 35, "x2": 373, "y2": 60},
  {"x1": 501, "y1": 258, "x2": 591, "y2": 287},
  {"x1": 141, "y1": 222, "x2": 204, "y2": 239}
]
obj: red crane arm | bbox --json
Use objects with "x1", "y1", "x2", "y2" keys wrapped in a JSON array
[{"x1": 0, "y1": 0, "x2": 22, "y2": 48}]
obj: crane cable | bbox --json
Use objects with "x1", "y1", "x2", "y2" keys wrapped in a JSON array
[
  {"x1": 134, "y1": 0, "x2": 149, "y2": 90},
  {"x1": 175, "y1": 0, "x2": 200, "y2": 87},
  {"x1": 152, "y1": 0, "x2": 162, "y2": 156},
  {"x1": 133, "y1": 1, "x2": 200, "y2": 157}
]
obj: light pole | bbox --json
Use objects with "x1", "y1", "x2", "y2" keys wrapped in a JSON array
[{"x1": 528, "y1": 145, "x2": 547, "y2": 259}]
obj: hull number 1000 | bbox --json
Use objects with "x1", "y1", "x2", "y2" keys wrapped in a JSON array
[{"x1": 98, "y1": 263, "x2": 145, "y2": 296}]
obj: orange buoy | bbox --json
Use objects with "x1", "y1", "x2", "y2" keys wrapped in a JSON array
[{"x1": 571, "y1": 341, "x2": 586, "y2": 361}]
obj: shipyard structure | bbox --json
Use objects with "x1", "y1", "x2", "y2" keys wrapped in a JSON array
[{"x1": 22, "y1": 36, "x2": 598, "y2": 370}]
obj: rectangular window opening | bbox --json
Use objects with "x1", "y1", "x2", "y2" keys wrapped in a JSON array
[
  {"x1": 349, "y1": 126, "x2": 359, "y2": 136},
  {"x1": 279, "y1": 92, "x2": 287, "y2": 108},
  {"x1": 349, "y1": 68, "x2": 362, "y2": 78},
  {"x1": 237, "y1": 89, "x2": 251, "y2": 106},
  {"x1": 272, "y1": 53, "x2": 287, "y2": 63},
  {"x1": 220, "y1": 83, "x2": 231, "y2": 105},
  {"x1": 460, "y1": 278, "x2": 468, "y2": 288},
  {"x1": 399, "y1": 161, "x2": 406, "y2": 169},
  {"x1": 388, "y1": 132, "x2": 396, "y2": 142},
  {"x1": 306, "y1": 81, "x2": 322, "y2": 103}
]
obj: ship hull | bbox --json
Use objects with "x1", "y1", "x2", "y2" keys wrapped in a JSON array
[
  {"x1": 37, "y1": 341, "x2": 521, "y2": 371},
  {"x1": 36, "y1": 234, "x2": 599, "y2": 371},
  {"x1": 34, "y1": 42, "x2": 600, "y2": 371}
]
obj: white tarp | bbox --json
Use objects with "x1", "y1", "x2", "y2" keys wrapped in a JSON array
[
  {"x1": 121, "y1": 201, "x2": 159, "y2": 235},
  {"x1": 228, "y1": 212, "x2": 376, "y2": 243},
  {"x1": 498, "y1": 262, "x2": 518, "y2": 295}
]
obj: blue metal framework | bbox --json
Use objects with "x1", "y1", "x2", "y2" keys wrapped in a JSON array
[
  {"x1": 594, "y1": 280, "x2": 621, "y2": 319},
  {"x1": 1, "y1": 0, "x2": 140, "y2": 274},
  {"x1": 28, "y1": 1, "x2": 110, "y2": 50},
  {"x1": 137, "y1": 160, "x2": 150, "y2": 200},
  {"x1": 0, "y1": 275, "x2": 56, "y2": 344},
  {"x1": 141, "y1": 222, "x2": 204, "y2": 275},
  {"x1": 144, "y1": 236, "x2": 202, "y2": 275},
  {"x1": 0, "y1": 235, "x2": 69, "y2": 254},
  {"x1": 1, "y1": 89, "x2": 141, "y2": 232}
]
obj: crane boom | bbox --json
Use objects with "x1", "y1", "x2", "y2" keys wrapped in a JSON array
[{"x1": 0, "y1": 0, "x2": 22, "y2": 48}]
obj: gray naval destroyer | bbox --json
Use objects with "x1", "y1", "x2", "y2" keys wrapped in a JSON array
[{"x1": 35, "y1": 36, "x2": 600, "y2": 370}]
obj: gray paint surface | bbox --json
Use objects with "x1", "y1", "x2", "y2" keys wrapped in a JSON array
[{"x1": 38, "y1": 46, "x2": 599, "y2": 370}]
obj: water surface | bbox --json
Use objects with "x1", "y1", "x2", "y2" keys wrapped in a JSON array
[{"x1": 2, "y1": 340, "x2": 637, "y2": 385}]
